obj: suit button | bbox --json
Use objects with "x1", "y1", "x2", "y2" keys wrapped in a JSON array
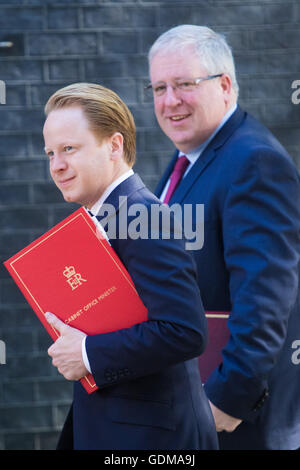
[
  {"x1": 104, "y1": 368, "x2": 118, "y2": 382},
  {"x1": 118, "y1": 368, "x2": 129, "y2": 378}
]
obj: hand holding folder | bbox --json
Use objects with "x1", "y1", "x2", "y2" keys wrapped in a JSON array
[
  {"x1": 4, "y1": 207, "x2": 148, "y2": 393},
  {"x1": 45, "y1": 312, "x2": 89, "y2": 382}
]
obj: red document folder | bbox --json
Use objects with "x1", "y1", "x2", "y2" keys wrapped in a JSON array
[
  {"x1": 4, "y1": 207, "x2": 148, "y2": 394},
  {"x1": 198, "y1": 312, "x2": 230, "y2": 383}
]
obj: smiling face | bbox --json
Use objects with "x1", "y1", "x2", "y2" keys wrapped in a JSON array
[
  {"x1": 43, "y1": 106, "x2": 125, "y2": 209},
  {"x1": 150, "y1": 47, "x2": 232, "y2": 153}
]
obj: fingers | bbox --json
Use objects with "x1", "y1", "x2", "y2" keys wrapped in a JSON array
[
  {"x1": 45, "y1": 312, "x2": 68, "y2": 335},
  {"x1": 47, "y1": 337, "x2": 61, "y2": 358},
  {"x1": 45, "y1": 312, "x2": 87, "y2": 381}
]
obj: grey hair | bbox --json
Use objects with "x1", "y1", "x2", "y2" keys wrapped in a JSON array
[{"x1": 148, "y1": 25, "x2": 239, "y2": 97}]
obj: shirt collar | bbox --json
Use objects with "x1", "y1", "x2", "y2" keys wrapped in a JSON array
[{"x1": 88, "y1": 169, "x2": 134, "y2": 216}]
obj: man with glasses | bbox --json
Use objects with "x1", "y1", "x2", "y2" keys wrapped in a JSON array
[{"x1": 148, "y1": 25, "x2": 300, "y2": 450}]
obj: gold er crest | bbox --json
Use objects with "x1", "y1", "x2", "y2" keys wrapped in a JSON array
[{"x1": 63, "y1": 266, "x2": 87, "y2": 291}]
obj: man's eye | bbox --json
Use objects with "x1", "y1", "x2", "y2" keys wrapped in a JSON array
[
  {"x1": 178, "y1": 81, "x2": 194, "y2": 89},
  {"x1": 154, "y1": 85, "x2": 167, "y2": 95},
  {"x1": 64, "y1": 146, "x2": 73, "y2": 152},
  {"x1": 46, "y1": 151, "x2": 54, "y2": 158}
]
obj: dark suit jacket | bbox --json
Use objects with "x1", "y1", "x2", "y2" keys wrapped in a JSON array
[
  {"x1": 58, "y1": 174, "x2": 218, "y2": 450},
  {"x1": 155, "y1": 106, "x2": 300, "y2": 450}
]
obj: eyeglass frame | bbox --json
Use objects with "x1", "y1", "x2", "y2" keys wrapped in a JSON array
[{"x1": 145, "y1": 74, "x2": 223, "y2": 97}]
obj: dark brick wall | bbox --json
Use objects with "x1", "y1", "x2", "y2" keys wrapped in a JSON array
[{"x1": 0, "y1": 0, "x2": 299, "y2": 450}]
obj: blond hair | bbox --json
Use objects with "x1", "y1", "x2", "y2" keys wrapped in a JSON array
[{"x1": 45, "y1": 83, "x2": 136, "y2": 166}]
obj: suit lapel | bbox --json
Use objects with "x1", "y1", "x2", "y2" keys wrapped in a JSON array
[
  {"x1": 156, "y1": 106, "x2": 246, "y2": 204},
  {"x1": 170, "y1": 146, "x2": 217, "y2": 204},
  {"x1": 95, "y1": 173, "x2": 145, "y2": 224},
  {"x1": 102, "y1": 173, "x2": 145, "y2": 210}
]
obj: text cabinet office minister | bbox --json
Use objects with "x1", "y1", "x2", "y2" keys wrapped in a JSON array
[
  {"x1": 42, "y1": 82, "x2": 219, "y2": 450},
  {"x1": 149, "y1": 25, "x2": 300, "y2": 450}
]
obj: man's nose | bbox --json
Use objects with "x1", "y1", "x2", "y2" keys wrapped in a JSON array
[
  {"x1": 163, "y1": 85, "x2": 182, "y2": 106},
  {"x1": 50, "y1": 154, "x2": 68, "y2": 172}
]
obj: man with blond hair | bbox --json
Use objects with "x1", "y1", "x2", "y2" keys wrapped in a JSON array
[
  {"x1": 148, "y1": 25, "x2": 300, "y2": 450},
  {"x1": 43, "y1": 82, "x2": 218, "y2": 450}
]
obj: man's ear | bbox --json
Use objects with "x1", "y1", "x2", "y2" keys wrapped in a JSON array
[
  {"x1": 220, "y1": 74, "x2": 232, "y2": 104},
  {"x1": 110, "y1": 132, "x2": 124, "y2": 161}
]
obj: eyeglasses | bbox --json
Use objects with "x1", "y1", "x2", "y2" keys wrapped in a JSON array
[{"x1": 145, "y1": 74, "x2": 223, "y2": 97}]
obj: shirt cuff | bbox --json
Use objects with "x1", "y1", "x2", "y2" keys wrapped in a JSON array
[{"x1": 81, "y1": 336, "x2": 92, "y2": 373}]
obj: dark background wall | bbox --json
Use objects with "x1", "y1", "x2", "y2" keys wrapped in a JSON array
[{"x1": 0, "y1": 0, "x2": 299, "y2": 450}]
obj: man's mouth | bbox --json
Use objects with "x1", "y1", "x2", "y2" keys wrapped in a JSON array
[
  {"x1": 58, "y1": 176, "x2": 75, "y2": 186},
  {"x1": 169, "y1": 114, "x2": 190, "y2": 122}
]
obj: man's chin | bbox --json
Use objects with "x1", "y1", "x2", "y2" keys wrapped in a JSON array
[{"x1": 62, "y1": 192, "x2": 79, "y2": 205}]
